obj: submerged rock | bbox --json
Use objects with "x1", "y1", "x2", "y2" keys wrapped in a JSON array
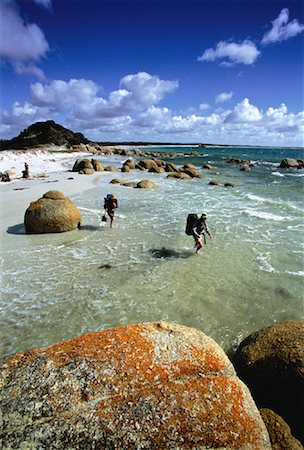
[
  {"x1": 0, "y1": 322, "x2": 271, "y2": 449},
  {"x1": 24, "y1": 190, "x2": 82, "y2": 233},
  {"x1": 233, "y1": 320, "x2": 304, "y2": 443}
]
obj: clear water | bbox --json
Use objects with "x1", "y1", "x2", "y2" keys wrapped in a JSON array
[{"x1": 1, "y1": 146, "x2": 303, "y2": 358}]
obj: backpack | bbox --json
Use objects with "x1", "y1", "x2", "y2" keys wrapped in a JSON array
[
  {"x1": 185, "y1": 213, "x2": 198, "y2": 235},
  {"x1": 104, "y1": 194, "x2": 118, "y2": 210}
]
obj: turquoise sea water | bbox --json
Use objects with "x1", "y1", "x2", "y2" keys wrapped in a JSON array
[{"x1": 1, "y1": 146, "x2": 303, "y2": 358}]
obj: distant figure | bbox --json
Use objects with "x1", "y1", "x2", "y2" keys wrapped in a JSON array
[
  {"x1": 191, "y1": 213, "x2": 212, "y2": 254},
  {"x1": 22, "y1": 163, "x2": 29, "y2": 179},
  {"x1": 103, "y1": 194, "x2": 118, "y2": 228},
  {"x1": 1, "y1": 173, "x2": 11, "y2": 182}
]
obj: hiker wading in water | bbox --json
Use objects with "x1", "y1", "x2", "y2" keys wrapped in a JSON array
[
  {"x1": 103, "y1": 194, "x2": 118, "y2": 228},
  {"x1": 192, "y1": 213, "x2": 212, "y2": 254}
]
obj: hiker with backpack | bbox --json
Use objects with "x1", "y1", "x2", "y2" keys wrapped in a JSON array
[
  {"x1": 103, "y1": 194, "x2": 118, "y2": 228},
  {"x1": 186, "y1": 213, "x2": 212, "y2": 254}
]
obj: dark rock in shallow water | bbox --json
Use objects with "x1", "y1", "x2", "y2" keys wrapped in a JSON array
[
  {"x1": 233, "y1": 320, "x2": 304, "y2": 444},
  {"x1": 279, "y1": 158, "x2": 304, "y2": 169},
  {"x1": 0, "y1": 322, "x2": 271, "y2": 449}
]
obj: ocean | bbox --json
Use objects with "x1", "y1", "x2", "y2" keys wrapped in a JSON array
[{"x1": 1, "y1": 145, "x2": 303, "y2": 358}]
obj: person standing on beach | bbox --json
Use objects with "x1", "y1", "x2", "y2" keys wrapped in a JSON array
[
  {"x1": 22, "y1": 163, "x2": 29, "y2": 178},
  {"x1": 103, "y1": 194, "x2": 118, "y2": 228},
  {"x1": 192, "y1": 213, "x2": 212, "y2": 254}
]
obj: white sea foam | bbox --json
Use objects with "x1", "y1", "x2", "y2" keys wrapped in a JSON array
[
  {"x1": 246, "y1": 194, "x2": 266, "y2": 203},
  {"x1": 244, "y1": 209, "x2": 286, "y2": 221},
  {"x1": 286, "y1": 270, "x2": 304, "y2": 277},
  {"x1": 271, "y1": 171, "x2": 285, "y2": 177}
]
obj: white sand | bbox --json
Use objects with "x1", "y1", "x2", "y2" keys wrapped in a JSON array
[{"x1": 0, "y1": 149, "x2": 125, "y2": 233}]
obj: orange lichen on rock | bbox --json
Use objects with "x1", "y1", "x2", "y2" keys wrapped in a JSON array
[{"x1": 0, "y1": 322, "x2": 271, "y2": 449}]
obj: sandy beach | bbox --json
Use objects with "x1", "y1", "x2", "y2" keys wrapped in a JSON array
[{"x1": 0, "y1": 148, "x2": 124, "y2": 234}]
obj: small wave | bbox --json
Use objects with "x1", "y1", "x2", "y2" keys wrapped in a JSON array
[
  {"x1": 271, "y1": 171, "x2": 285, "y2": 177},
  {"x1": 287, "y1": 173, "x2": 304, "y2": 178},
  {"x1": 245, "y1": 209, "x2": 285, "y2": 221},
  {"x1": 255, "y1": 252, "x2": 278, "y2": 273},
  {"x1": 286, "y1": 270, "x2": 304, "y2": 277},
  {"x1": 245, "y1": 194, "x2": 266, "y2": 203}
]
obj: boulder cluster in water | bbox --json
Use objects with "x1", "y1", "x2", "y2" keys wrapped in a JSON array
[{"x1": 0, "y1": 320, "x2": 303, "y2": 448}]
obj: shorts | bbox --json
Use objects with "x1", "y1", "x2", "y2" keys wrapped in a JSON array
[{"x1": 108, "y1": 209, "x2": 115, "y2": 219}]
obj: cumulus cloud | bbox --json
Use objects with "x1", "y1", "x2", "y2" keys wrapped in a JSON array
[
  {"x1": 225, "y1": 98, "x2": 262, "y2": 123},
  {"x1": 1, "y1": 73, "x2": 303, "y2": 147},
  {"x1": 261, "y1": 8, "x2": 304, "y2": 45},
  {"x1": 197, "y1": 40, "x2": 260, "y2": 65},
  {"x1": 215, "y1": 92, "x2": 233, "y2": 103},
  {"x1": 0, "y1": 0, "x2": 49, "y2": 78},
  {"x1": 29, "y1": 72, "x2": 178, "y2": 118},
  {"x1": 30, "y1": 79, "x2": 102, "y2": 111}
]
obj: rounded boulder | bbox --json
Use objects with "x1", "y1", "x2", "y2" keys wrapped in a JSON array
[
  {"x1": 233, "y1": 320, "x2": 304, "y2": 443},
  {"x1": 24, "y1": 190, "x2": 82, "y2": 233},
  {"x1": 0, "y1": 322, "x2": 271, "y2": 449},
  {"x1": 136, "y1": 179, "x2": 157, "y2": 189}
]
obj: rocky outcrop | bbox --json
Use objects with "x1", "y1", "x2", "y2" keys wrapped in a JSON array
[
  {"x1": 0, "y1": 322, "x2": 271, "y2": 449},
  {"x1": 233, "y1": 320, "x2": 304, "y2": 443},
  {"x1": 138, "y1": 158, "x2": 159, "y2": 171},
  {"x1": 24, "y1": 190, "x2": 82, "y2": 233},
  {"x1": 260, "y1": 408, "x2": 303, "y2": 450},
  {"x1": 279, "y1": 158, "x2": 304, "y2": 169},
  {"x1": 167, "y1": 172, "x2": 191, "y2": 180},
  {"x1": 104, "y1": 165, "x2": 119, "y2": 172},
  {"x1": 72, "y1": 158, "x2": 94, "y2": 172},
  {"x1": 91, "y1": 159, "x2": 104, "y2": 171},
  {"x1": 136, "y1": 179, "x2": 157, "y2": 189}
]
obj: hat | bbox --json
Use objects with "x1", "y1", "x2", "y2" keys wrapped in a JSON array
[{"x1": 201, "y1": 213, "x2": 207, "y2": 219}]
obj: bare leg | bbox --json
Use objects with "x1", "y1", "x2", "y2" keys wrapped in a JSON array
[
  {"x1": 110, "y1": 217, "x2": 114, "y2": 228},
  {"x1": 195, "y1": 238, "x2": 203, "y2": 254}
]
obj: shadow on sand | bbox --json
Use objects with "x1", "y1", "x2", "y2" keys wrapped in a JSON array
[
  {"x1": 7, "y1": 223, "x2": 27, "y2": 235},
  {"x1": 7, "y1": 223, "x2": 101, "y2": 234},
  {"x1": 149, "y1": 247, "x2": 193, "y2": 259}
]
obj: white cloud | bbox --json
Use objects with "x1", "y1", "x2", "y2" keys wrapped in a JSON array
[
  {"x1": 215, "y1": 92, "x2": 233, "y2": 103},
  {"x1": 261, "y1": 8, "x2": 304, "y2": 45},
  {"x1": 29, "y1": 73, "x2": 178, "y2": 119},
  {"x1": 30, "y1": 79, "x2": 102, "y2": 112},
  {"x1": 197, "y1": 40, "x2": 260, "y2": 65},
  {"x1": 225, "y1": 98, "x2": 262, "y2": 123},
  {"x1": 199, "y1": 103, "x2": 210, "y2": 111},
  {"x1": 0, "y1": 0, "x2": 49, "y2": 78},
  {"x1": 119, "y1": 72, "x2": 179, "y2": 110},
  {"x1": 1, "y1": 74, "x2": 303, "y2": 147}
]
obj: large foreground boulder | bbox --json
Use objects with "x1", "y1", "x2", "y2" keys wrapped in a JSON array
[
  {"x1": 0, "y1": 322, "x2": 271, "y2": 449},
  {"x1": 24, "y1": 190, "x2": 82, "y2": 233},
  {"x1": 233, "y1": 320, "x2": 304, "y2": 443}
]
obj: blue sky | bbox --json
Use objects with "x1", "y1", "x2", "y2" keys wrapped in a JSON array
[{"x1": 0, "y1": 0, "x2": 303, "y2": 146}]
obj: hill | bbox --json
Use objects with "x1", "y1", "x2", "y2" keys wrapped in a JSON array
[{"x1": 0, "y1": 120, "x2": 90, "y2": 150}]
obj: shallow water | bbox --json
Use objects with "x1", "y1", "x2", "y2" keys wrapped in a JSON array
[{"x1": 1, "y1": 146, "x2": 303, "y2": 358}]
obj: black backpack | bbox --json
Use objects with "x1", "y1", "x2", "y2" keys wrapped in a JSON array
[{"x1": 185, "y1": 213, "x2": 198, "y2": 235}]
